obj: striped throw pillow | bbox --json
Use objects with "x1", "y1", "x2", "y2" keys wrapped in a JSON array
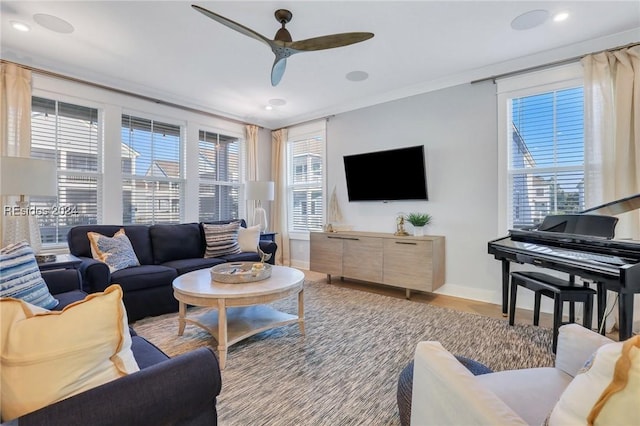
[
  {"x1": 0, "y1": 241, "x2": 59, "y2": 309},
  {"x1": 202, "y1": 222, "x2": 241, "y2": 258}
]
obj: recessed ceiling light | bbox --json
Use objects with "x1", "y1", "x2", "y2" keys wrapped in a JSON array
[
  {"x1": 264, "y1": 105, "x2": 273, "y2": 111},
  {"x1": 11, "y1": 21, "x2": 30, "y2": 32},
  {"x1": 346, "y1": 71, "x2": 369, "y2": 82},
  {"x1": 33, "y1": 13, "x2": 74, "y2": 34},
  {"x1": 553, "y1": 12, "x2": 569, "y2": 22},
  {"x1": 511, "y1": 9, "x2": 549, "y2": 31},
  {"x1": 268, "y1": 98, "x2": 286, "y2": 107}
]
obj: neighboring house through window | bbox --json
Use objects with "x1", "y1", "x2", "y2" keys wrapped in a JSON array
[
  {"x1": 30, "y1": 97, "x2": 101, "y2": 245},
  {"x1": 287, "y1": 121, "x2": 326, "y2": 235},
  {"x1": 198, "y1": 130, "x2": 243, "y2": 222},
  {"x1": 497, "y1": 64, "x2": 584, "y2": 231},
  {"x1": 121, "y1": 114, "x2": 183, "y2": 224}
]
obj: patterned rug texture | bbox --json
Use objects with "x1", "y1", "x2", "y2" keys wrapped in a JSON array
[{"x1": 133, "y1": 280, "x2": 555, "y2": 426}]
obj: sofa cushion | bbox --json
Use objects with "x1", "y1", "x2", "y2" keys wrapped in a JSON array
[
  {"x1": 220, "y1": 251, "x2": 263, "y2": 263},
  {"x1": 202, "y1": 222, "x2": 241, "y2": 258},
  {"x1": 54, "y1": 290, "x2": 89, "y2": 310},
  {"x1": 88, "y1": 229, "x2": 141, "y2": 273},
  {"x1": 131, "y1": 335, "x2": 170, "y2": 369},
  {"x1": 477, "y1": 367, "x2": 572, "y2": 426},
  {"x1": 549, "y1": 336, "x2": 640, "y2": 426},
  {"x1": 0, "y1": 241, "x2": 59, "y2": 309},
  {"x1": 238, "y1": 225, "x2": 261, "y2": 252},
  {"x1": 149, "y1": 223, "x2": 204, "y2": 264},
  {"x1": 0, "y1": 285, "x2": 139, "y2": 422},
  {"x1": 110, "y1": 265, "x2": 177, "y2": 292},
  {"x1": 161, "y1": 257, "x2": 226, "y2": 276}
]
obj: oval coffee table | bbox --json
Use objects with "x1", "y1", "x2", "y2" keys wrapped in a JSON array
[{"x1": 172, "y1": 265, "x2": 305, "y2": 369}]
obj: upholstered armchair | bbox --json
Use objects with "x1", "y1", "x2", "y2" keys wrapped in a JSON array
[{"x1": 410, "y1": 324, "x2": 614, "y2": 425}]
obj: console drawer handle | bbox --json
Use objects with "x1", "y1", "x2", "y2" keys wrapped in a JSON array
[
  {"x1": 328, "y1": 236, "x2": 359, "y2": 241},
  {"x1": 395, "y1": 242, "x2": 417, "y2": 245}
]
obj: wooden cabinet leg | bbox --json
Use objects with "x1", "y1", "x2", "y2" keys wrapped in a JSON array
[{"x1": 406, "y1": 288, "x2": 411, "y2": 299}]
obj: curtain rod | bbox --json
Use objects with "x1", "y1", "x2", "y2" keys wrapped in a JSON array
[
  {"x1": 1, "y1": 59, "x2": 260, "y2": 128},
  {"x1": 470, "y1": 42, "x2": 639, "y2": 84}
]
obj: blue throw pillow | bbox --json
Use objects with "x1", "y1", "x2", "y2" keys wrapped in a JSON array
[
  {"x1": 0, "y1": 241, "x2": 59, "y2": 309},
  {"x1": 87, "y1": 228, "x2": 140, "y2": 273}
]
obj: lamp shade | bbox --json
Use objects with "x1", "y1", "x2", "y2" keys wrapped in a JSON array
[
  {"x1": 245, "y1": 181, "x2": 274, "y2": 201},
  {"x1": 0, "y1": 157, "x2": 57, "y2": 197}
]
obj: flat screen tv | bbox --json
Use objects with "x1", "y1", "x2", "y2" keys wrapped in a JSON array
[{"x1": 343, "y1": 145, "x2": 428, "y2": 201}]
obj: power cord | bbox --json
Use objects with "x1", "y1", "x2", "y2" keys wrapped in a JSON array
[{"x1": 598, "y1": 292, "x2": 619, "y2": 335}]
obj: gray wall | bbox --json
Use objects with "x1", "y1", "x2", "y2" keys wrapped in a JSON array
[{"x1": 293, "y1": 80, "x2": 505, "y2": 304}]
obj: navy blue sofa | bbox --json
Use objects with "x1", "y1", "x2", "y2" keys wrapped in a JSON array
[
  {"x1": 67, "y1": 220, "x2": 277, "y2": 322},
  {"x1": 14, "y1": 269, "x2": 222, "y2": 426}
]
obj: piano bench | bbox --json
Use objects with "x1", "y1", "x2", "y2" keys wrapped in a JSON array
[{"x1": 509, "y1": 271, "x2": 597, "y2": 353}]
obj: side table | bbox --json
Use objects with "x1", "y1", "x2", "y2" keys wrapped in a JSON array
[
  {"x1": 38, "y1": 254, "x2": 83, "y2": 288},
  {"x1": 260, "y1": 232, "x2": 277, "y2": 242},
  {"x1": 37, "y1": 254, "x2": 82, "y2": 271}
]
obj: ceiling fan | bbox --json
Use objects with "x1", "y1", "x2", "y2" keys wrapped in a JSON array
[{"x1": 192, "y1": 4, "x2": 374, "y2": 86}]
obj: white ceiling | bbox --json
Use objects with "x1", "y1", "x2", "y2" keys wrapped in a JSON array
[{"x1": 1, "y1": 1, "x2": 639, "y2": 129}]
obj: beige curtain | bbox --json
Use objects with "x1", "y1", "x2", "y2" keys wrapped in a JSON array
[
  {"x1": 1, "y1": 63, "x2": 33, "y2": 248},
  {"x1": 245, "y1": 124, "x2": 259, "y2": 226},
  {"x1": 583, "y1": 45, "x2": 640, "y2": 238},
  {"x1": 270, "y1": 128, "x2": 289, "y2": 266},
  {"x1": 582, "y1": 45, "x2": 640, "y2": 332}
]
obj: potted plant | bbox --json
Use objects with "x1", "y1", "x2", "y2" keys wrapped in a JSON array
[{"x1": 405, "y1": 212, "x2": 432, "y2": 236}]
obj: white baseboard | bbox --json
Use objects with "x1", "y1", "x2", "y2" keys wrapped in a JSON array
[
  {"x1": 290, "y1": 260, "x2": 309, "y2": 270},
  {"x1": 433, "y1": 283, "x2": 499, "y2": 305}
]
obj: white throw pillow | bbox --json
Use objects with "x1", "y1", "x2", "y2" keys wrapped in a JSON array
[
  {"x1": 548, "y1": 335, "x2": 640, "y2": 425},
  {"x1": 238, "y1": 225, "x2": 261, "y2": 253},
  {"x1": 0, "y1": 284, "x2": 139, "y2": 421}
]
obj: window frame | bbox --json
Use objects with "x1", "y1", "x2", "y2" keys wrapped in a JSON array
[
  {"x1": 197, "y1": 128, "x2": 245, "y2": 222},
  {"x1": 29, "y1": 93, "x2": 103, "y2": 249},
  {"x1": 496, "y1": 63, "x2": 584, "y2": 233},
  {"x1": 120, "y1": 112, "x2": 185, "y2": 225},
  {"x1": 286, "y1": 120, "x2": 326, "y2": 240}
]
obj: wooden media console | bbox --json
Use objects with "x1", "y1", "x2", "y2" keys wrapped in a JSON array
[{"x1": 310, "y1": 231, "x2": 445, "y2": 298}]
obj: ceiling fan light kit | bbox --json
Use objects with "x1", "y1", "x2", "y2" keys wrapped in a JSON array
[{"x1": 192, "y1": 4, "x2": 374, "y2": 86}]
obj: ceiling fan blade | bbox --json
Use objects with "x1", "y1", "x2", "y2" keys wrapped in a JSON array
[
  {"x1": 289, "y1": 32, "x2": 374, "y2": 52},
  {"x1": 271, "y1": 57, "x2": 287, "y2": 86},
  {"x1": 192, "y1": 5, "x2": 271, "y2": 47}
]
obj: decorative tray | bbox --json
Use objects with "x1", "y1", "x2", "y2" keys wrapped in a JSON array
[{"x1": 210, "y1": 262, "x2": 272, "y2": 284}]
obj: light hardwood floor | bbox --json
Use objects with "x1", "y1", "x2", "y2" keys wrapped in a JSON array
[{"x1": 301, "y1": 269, "x2": 555, "y2": 329}]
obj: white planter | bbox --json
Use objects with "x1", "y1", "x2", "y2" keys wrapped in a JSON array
[{"x1": 413, "y1": 225, "x2": 425, "y2": 237}]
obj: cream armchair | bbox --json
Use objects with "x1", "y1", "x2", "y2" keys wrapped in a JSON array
[{"x1": 410, "y1": 324, "x2": 613, "y2": 426}]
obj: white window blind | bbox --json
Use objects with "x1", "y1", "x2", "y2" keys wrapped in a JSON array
[
  {"x1": 121, "y1": 115, "x2": 183, "y2": 224},
  {"x1": 287, "y1": 124, "x2": 325, "y2": 233},
  {"x1": 31, "y1": 97, "x2": 101, "y2": 245},
  {"x1": 198, "y1": 130, "x2": 242, "y2": 222},
  {"x1": 509, "y1": 87, "x2": 584, "y2": 229}
]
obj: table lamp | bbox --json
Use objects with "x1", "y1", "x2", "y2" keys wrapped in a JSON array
[
  {"x1": 245, "y1": 181, "x2": 274, "y2": 232},
  {"x1": 1, "y1": 156, "x2": 58, "y2": 252}
]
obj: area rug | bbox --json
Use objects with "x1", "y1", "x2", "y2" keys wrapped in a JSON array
[{"x1": 133, "y1": 280, "x2": 554, "y2": 426}]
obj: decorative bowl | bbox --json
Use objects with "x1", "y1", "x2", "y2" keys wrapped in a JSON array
[{"x1": 210, "y1": 262, "x2": 272, "y2": 284}]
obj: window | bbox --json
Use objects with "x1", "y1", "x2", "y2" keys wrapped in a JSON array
[
  {"x1": 121, "y1": 115, "x2": 183, "y2": 224},
  {"x1": 287, "y1": 121, "x2": 326, "y2": 233},
  {"x1": 30, "y1": 97, "x2": 101, "y2": 245},
  {"x1": 498, "y1": 64, "x2": 584, "y2": 230},
  {"x1": 198, "y1": 130, "x2": 243, "y2": 222}
]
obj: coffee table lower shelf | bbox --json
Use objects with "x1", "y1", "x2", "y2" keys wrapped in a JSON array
[{"x1": 182, "y1": 305, "x2": 301, "y2": 347}]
